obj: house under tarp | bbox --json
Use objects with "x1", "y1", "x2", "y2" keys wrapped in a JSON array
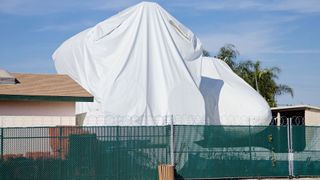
[{"x1": 53, "y1": 2, "x2": 271, "y2": 126}]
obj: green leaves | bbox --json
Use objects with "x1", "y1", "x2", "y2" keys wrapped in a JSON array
[
  {"x1": 216, "y1": 44, "x2": 239, "y2": 70},
  {"x1": 213, "y1": 44, "x2": 294, "y2": 107},
  {"x1": 202, "y1": 49, "x2": 211, "y2": 57}
]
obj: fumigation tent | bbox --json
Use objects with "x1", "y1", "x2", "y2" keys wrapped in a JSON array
[{"x1": 53, "y1": 2, "x2": 271, "y2": 126}]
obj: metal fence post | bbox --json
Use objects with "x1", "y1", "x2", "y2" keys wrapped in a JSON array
[
  {"x1": 249, "y1": 117, "x2": 252, "y2": 171},
  {"x1": 116, "y1": 126, "x2": 120, "y2": 180},
  {"x1": 170, "y1": 115, "x2": 174, "y2": 166},
  {"x1": 1, "y1": 128, "x2": 3, "y2": 160},
  {"x1": 287, "y1": 117, "x2": 294, "y2": 178},
  {"x1": 59, "y1": 127, "x2": 63, "y2": 180},
  {"x1": 0, "y1": 128, "x2": 3, "y2": 180}
]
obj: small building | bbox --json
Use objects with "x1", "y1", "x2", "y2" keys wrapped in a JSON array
[
  {"x1": 271, "y1": 105, "x2": 320, "y2": 126},
  {"x1": 0, "y1": 70, "x2": 93, "y2": 127}
]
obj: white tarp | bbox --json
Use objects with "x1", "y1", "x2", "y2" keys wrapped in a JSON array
[
  {"x1": 53, "y1": 2, "x2": 205, "y2": 126},
  {"x1": 53, "y1": 2, "x2": 271, "y2": 126},
  {"x1": 200, "y1": 57, "x2": 272, "y2": 126}
]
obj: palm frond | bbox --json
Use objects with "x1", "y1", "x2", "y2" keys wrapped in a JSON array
[{"x1": 276, "y1": 84, "x2": 294, "y2": 97}]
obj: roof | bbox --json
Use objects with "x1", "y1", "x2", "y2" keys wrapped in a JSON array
[
  {"x1": 271, "y1": 105, "x2": 320, "y2": 112},
  {"x1": 0, "y1": 73, "x2": 93, "y2": 102}
]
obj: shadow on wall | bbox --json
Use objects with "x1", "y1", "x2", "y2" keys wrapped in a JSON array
[{"x1": 200, "y1": 77, "x2": 224, "y2": 125}]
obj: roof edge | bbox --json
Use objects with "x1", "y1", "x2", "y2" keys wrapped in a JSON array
[
  {"x1": 0, "y1": 94, "x2": 94, "y2": 102},
  {"x1": 271, "y1": 105, "x2": 320, "y2": 111}
]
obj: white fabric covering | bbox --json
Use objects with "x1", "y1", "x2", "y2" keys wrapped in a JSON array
[
  {"x1": 53, "y1": 2, "x2": 205, "y2": 125},
  {"x1": 53, "y1": 2, "x2": 271, "y2": 126},
  {"x1": 201, "y1": 57, "x2": 272, "y2": 125}
]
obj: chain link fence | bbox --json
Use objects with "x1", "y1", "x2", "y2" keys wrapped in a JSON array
[{"x1": 0, "y1": 117, "x2": 319, "y2": 179}]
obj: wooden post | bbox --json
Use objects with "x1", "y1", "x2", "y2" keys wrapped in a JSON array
[{"x1": 158, "y1": 164, "x2": 174, "y2": 180}]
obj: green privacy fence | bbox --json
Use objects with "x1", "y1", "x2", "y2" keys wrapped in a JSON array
[
  {"x1": 174, "y1": 125, "x2": 308, "y2": 179},
  {"x1": 0, "y1": 125, "x2": 319, "y2": 179},
  {"x1": 0, "y1": 126, "x2": 170, "y2": 180},
  {"x1": 292, "y1": 126, "x2": 320, "y2": 177}
]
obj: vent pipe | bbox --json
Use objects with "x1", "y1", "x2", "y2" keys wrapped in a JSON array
[{"x1": 0, "y1": 69, "x2": 17, "y2": 84}]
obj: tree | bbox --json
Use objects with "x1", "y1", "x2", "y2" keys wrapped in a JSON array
[
  {"x1": 214, "y1": 44, "x2": 293, "y2": 107},
  {"x1": 216, "y1": 44, "x2": 239, "y2": 70},
  {"x1": 202, "y1": 49, "x2": 211, "y2": 57},
  {"x1": 236, "y1": 60, "x2": 293, "y2": 107}
]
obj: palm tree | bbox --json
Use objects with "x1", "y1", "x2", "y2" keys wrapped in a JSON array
[
  {"x1": 202, "y1": 50, "x2": 211, "y2": 57},
  {"x1": 216, "y1": 44, "x2": 239, "y2": 70},
  {"x1": 214, "y1": 44, "x2": 293, "y2": 107},
  {"x1": 236, "y1": 60, "x2": 293, "y2": 107}
]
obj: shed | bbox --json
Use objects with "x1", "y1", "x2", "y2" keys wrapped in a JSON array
[{"x1": 271, "y1": 105, "x2": 320, "y2": 126}]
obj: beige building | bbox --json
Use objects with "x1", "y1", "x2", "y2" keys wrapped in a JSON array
[
  {"x1": 271, "y1": 105, "x2": 320, "y2": 126},
  {"x1": 0, "y1": 70, "x2": 93, "y2": 127}
]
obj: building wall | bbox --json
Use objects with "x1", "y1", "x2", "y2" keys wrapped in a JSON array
[
  {"x1": 305, "y1": 109, "x2": 320, "y2": 126},
  {"x1": 0, "y1": 100, "x2": 76, "y2": 127},
  {"x1": 304, "y1": 110, "x2": 320, "y2": 151}
]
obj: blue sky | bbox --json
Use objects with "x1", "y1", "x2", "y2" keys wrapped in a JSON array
[{"x1": 0, "y1": 0, "x2": 320, "y2": 106}]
